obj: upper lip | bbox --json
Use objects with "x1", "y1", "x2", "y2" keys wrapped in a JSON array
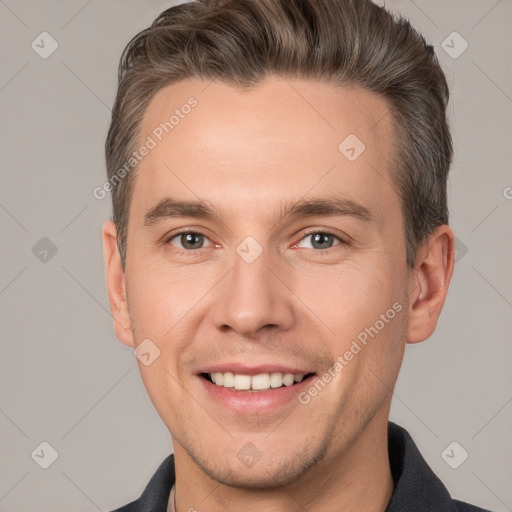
[{"x1": 198, "y1": 363, "x2": 314, "y2": 376}]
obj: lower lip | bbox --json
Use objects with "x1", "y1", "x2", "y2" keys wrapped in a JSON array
[{"x1": 198, "y1": 375, "x2": 314, "y2": 414}]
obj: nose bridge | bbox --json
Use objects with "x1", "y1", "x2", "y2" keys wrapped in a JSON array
[{"x1": 211, "y1": 241, "x2": 294, "y2": 336}]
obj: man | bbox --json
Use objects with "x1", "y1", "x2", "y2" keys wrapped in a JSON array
[{"x1": 102, "y1": 0, "x2": 493, "y2": 510}]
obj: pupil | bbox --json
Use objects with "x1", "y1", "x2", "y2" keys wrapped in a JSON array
[
  {"x1": 182, "y1": 233, "x2": 202, "y2": 249},
  {"x1": 313, "y1": 233, "x2": 332, "y2": 249}
]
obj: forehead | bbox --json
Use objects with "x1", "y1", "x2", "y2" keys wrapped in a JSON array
[{"x1": 132, "y1": 76, "x2": 398, "y2": 224}]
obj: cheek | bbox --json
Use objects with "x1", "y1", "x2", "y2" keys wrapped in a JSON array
[
  {"x1": 125, "y1": 259, "x2": 201, "y2": 334},
  {"x1": 295, "y1": 258, "x2": 407, "y2": 399},
  {"x1": 293, "y1": 259, "x2": 399, "y2": 337},
  {"x1": 125, "y1": 262, "x2": 217, "y2": 387}
]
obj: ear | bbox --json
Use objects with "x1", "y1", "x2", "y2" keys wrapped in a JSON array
[
  {"x1": 406, "y1": 225, "x2": 456, "y2": 344},
  {"x1": 102, "y1": 220, "x2": 135, "y2": 347}
]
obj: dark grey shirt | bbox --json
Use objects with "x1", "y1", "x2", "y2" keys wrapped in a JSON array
[{"x1": 111, "y1": 421, "x2": 493, "y2": 512}]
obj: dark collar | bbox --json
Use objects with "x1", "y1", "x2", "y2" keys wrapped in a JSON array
[
  {"x1": 386, "y1": 422, "x2": 464, "y2": 511},
  {"x1": 112, "y1": 421, "x2": 491, "y2": 511}
]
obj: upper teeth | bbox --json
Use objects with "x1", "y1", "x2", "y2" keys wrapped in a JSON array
[{"x1": 210, "y1": 372, "x2": 305, "y2": 390}]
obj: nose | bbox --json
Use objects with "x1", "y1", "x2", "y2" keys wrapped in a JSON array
[{"x1": 210, "y1": 247, "x2": 295, "y2": 338}]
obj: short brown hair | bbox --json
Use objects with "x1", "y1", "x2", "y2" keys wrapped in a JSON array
[{"x1": 105, "y1": 0, "x2": 453, "y2": 269}]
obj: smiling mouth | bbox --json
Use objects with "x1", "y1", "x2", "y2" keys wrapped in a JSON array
[{"x1": 201, "y1": 372, "x2": 316, "y2": 391}]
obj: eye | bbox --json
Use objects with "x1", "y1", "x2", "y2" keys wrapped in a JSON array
[
  {"x1": 165, "y1": 229, "x2": 347, "y2": 252},
  {"x1": 167, "y1": 231, "x2": 213, "y2": 251},
  {"x1": 296, "y1": 230, "x2": 345, "y2": 250}
]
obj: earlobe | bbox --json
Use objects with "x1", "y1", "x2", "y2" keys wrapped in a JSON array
[
  {"x1": 406, "y1": 225, "x2": 455, "y2": 344},
  {"x1": 102, "y1": 220, "x2": 135, "y2": 347}
]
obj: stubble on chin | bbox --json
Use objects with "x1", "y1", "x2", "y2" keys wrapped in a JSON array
[{"x1": 179, "y1": 432, "x2": 331, "y2": 491}]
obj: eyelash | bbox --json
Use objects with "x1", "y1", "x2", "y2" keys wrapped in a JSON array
[{"x1": 165, "y1": 229, "x2": 348, "y2": 253}]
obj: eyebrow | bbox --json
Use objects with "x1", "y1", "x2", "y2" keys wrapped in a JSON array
[{"x1": 143, "y1": 196, "x2": 374, "y2": 227}]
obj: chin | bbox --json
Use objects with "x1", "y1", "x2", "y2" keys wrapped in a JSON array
[{"x1": 188, "y1": 443, "x2": 328, "y2": 490}]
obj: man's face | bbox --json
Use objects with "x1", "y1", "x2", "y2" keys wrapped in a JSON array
[{"x1": 122, "y1": 77, "x2": 410, "y2": 487}]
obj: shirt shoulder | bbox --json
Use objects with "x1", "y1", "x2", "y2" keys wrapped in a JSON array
[
  {"x1": 108, "y1": 454, "x2": 175, "y2": 512},
  {"x1": 386, "y1": 422, "x2": 496, "y2": 512}
]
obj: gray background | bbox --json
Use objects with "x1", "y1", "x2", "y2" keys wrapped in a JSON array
[{"x1": 1, "y1": 0, "x2": 511, "y2": 510}]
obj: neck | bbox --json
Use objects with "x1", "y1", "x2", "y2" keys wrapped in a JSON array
[{"x1": 172, "y1": 412, "x2": 394, "y2": 512}]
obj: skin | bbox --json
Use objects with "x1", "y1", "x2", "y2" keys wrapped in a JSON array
[{"x1": 103, "y1": 77, "x2": 455, "y2": 511}]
